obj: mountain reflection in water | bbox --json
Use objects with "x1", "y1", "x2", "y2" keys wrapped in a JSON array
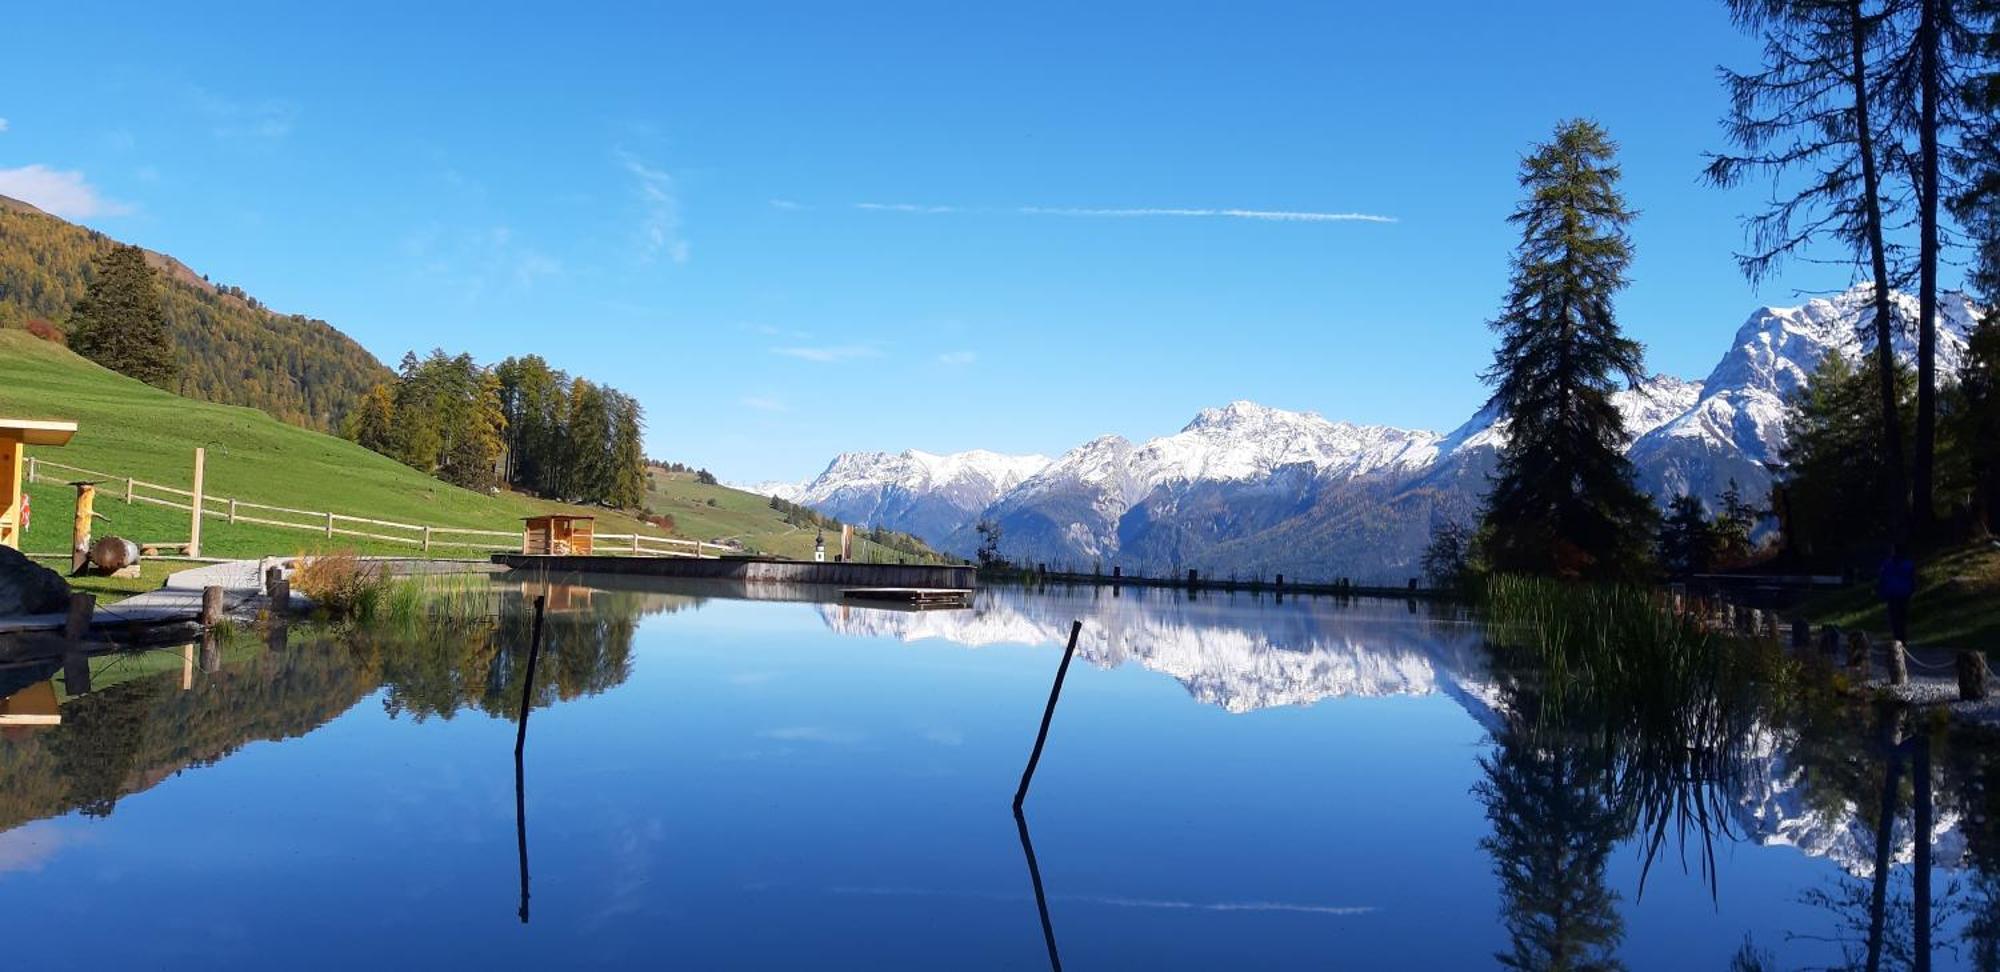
[{"x1": 1, "y1": 576, "x2": 1999, "y2": 968}]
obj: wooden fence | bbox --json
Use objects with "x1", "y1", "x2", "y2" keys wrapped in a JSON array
[{"x1": 24, "y1": 456, "x2": 730, "y2": 558}]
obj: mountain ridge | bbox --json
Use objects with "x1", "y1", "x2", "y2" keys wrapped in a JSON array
[{"x1": 776, "y1": 285, "x2": 1985, "y2": 581}]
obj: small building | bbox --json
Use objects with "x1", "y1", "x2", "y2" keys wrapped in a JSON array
[
  {"x1": 0, "y1": 418, "x2": 78, "y2": 550},
  {"x1": 521, "y1": 514, "x2": 594, "y2": 556}
]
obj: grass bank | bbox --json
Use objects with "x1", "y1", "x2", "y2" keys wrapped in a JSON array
[
  {"x1": 0, "y1": 330, "x2": 668, "y2": 558},
  {"x1": 1805, "y1": 541, "x2": 2000, "y2": 653}
]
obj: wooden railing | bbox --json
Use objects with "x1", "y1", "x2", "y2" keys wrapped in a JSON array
[{"x1": 24, "y1": 457, "x2": 730, "y2": 557}]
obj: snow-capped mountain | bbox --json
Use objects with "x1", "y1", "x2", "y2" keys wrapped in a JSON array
[
  {"x1": 784, "y1": 286, "x2": 1985, "y2": 580},
  {"x1": 729, "y1": 480, "x2": 806, "y2": 502},
  {"x1": 1630, "y1": 287, "x2": 1980, "y2": 504},
  {"x1": 792, "y1": 448, "x2": 1051, "y2": 542}
]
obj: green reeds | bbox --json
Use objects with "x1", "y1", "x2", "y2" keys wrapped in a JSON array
[{"x1": 1479, "y1": 574, "x2": 1797, "y2": 898}]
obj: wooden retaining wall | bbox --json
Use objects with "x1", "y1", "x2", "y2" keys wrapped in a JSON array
[{"x1": 492, "y1": 554, "x2": 976, "y2": 590}]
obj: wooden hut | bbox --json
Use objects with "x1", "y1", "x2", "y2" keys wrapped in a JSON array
[
  {"x1": 521, "y1": 514, "x2": 594, "y2": 555},
  {"x1": 0, "y1": 418, "x2": 77, "y2": 550}
]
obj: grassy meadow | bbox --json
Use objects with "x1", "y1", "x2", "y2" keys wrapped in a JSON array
[{"x1": 0, "y1": 331, "x2": 793, "y2": 561}]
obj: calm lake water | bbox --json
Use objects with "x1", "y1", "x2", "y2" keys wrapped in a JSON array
[{"x1": 1, "y1": 575, "x2": 1995, "y2": 969}]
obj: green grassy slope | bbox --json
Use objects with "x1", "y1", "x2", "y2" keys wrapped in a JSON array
[
  {"x1": 1806, "y1": 542, "x2": 2000, "y2": 652},
  {"x1": 0, "y1": 330, "x2": 672, "y2": 559},
  {"x1": 642, "y1": 468, "x2": 951, "y2": 563}
]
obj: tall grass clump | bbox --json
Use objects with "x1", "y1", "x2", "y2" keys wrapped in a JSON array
[
  {"x1": 1478, "y1": 574, "x2": 1797, "y2": 896},
  {"x1": 292, "y1": 551, "x2": 392, "y2": 620}
]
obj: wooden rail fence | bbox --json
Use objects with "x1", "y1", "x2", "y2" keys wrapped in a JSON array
[{"x1": 24, "y1": 456, "x2": 729, "y2": 558}]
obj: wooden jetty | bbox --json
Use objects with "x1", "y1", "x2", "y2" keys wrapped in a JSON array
[
  {"x1": 841, "y1": 587, "x2": 972, "y2": 609},
  {"x1": 492, "y1": 553, "x2": 975, "y2": 590}
]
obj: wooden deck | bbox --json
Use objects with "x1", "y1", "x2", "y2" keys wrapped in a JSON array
[{"x1": 841, "y1": 587, "x2": 973, "y2": 609}]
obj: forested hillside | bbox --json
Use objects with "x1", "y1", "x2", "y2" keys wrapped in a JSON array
[{"x1": 0, "y1": 194, "x2": 390, "y2": 431}]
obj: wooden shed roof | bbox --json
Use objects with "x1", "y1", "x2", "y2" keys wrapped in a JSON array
[{"x1": 0, "y1": 419, "x2": 77, "y2": 446}]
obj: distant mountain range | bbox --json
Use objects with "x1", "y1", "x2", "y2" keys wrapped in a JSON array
[{"x1": 740, "y1": 286, "x2": 1985, "y2": 582}]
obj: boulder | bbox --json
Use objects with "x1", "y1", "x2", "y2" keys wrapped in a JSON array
[{"x1": 0, "y1": 545, "x2": 70, "y2": 617}]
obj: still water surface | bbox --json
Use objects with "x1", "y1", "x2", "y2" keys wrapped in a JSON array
[{"x1": 0, "y1": 576, "x2": 1992, "y2": 968}]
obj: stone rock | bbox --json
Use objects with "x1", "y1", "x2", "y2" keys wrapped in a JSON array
[{"x1": 0, "y1": 546, "x2": 71, "y2": 617}]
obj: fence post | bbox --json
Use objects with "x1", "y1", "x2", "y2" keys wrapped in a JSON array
[
  {"x1": 422, "y1": 526, "x2": 432, "y2": 553},
  {"x1": 325, "y1": 512, "x2": 335, "y2": 538},
  {"x1": 188, "y1": 447, "x2": 205, "y2": 559},
  {"x1": 25, "y1": 456, "x2": 35, "y2": 484},
  {"x1": 125, "y1": 477, "x2": 133, "y2": 504},
  {"x1": 632, "y1": 533, "x2": 640, "y2": 556},
  {"x1": 228, "y1": 498, "x2": 238, "y2": 524}
]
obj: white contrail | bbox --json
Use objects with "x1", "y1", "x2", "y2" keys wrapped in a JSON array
[
  {"x1": 1018, "y1": 206, "x2": 1396, "y2": 223},
  {"x1": 851, "y1": 201, "x2": 1395, "y2": 223}
]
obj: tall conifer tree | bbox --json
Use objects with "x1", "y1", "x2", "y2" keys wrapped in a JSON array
[
  {"x1": 1481, "y1": 120, "x2": 1655, "y2": 579},
  {"x1": 66, "y1": 244, "x2": 179, "y2": 388},
  {"x1": 1709, "y1": 0, "x2": 1912, "y2": 536}
]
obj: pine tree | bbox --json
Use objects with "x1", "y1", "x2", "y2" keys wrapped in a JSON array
[
  {"x1": 1779, "y1": 351, "x2": 1915, "y2": 564},
  {"x1": 1708, "y1": 0, "x2": 1913, "y2": 536},
  {"x1": 1945, "y1": 312, "x2": 2000, "y2": 533},
  {"x1": 65, "y1": 244, "x2": 178, "y2": 388},
  {"x1": 1880, "y1": 0, "x2": 1982, "y2": 530},
  {"x1": 1714, "y1": 479, "x2": 1762, "y2": 564},
  {"x1": 1658, "y1": 495, "x2": 1719, "y2": 578},
  {"x1": 345, "y1": 384, "x2": 398, "y2": 454},
  {"x1": 1480, "y1": 120, "x2": 1656, "y2": 580}
]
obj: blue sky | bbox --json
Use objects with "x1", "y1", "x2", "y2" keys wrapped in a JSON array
[{"x1": 0, "y1": 1, "x2": 1932, "y2": 482}]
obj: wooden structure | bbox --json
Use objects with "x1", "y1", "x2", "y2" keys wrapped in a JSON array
[
  {"x1": 0, "y1": 419, "x2": 77, "y2": 549},
  {"x1": 521, "y1": 514, "x2": 595, "y2": 556},
  {"x1": 842, "y1": 587, "x2": 972, "y2": 609}
]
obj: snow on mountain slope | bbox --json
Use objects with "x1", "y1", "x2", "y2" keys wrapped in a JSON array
[
  {"x1": 784, "y1": 287, "x2": 1985, "y2": 578},
  {"x1": 729, "y1": 480, "x2": 806, "y2": 502},
  {"x1": 1134, "y1": 401, "x2": 1441, "y2": 486},
  {"x1": 792, "y1": 448, "x2": 1051, "y2": 541},
  {"x1": 1629, "y1": 285, "x2": 1982, "y2": 504}
]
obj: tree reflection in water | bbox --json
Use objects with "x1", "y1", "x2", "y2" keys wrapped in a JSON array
[
  {"x1": 0, "y1": 582, "x2": 661, "y2": 835},
  {"x1": 1475, "y1": 584, "x2": 2000, "y2": 971}
]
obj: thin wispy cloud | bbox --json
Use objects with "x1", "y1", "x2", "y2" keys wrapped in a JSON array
[
  {"x1": 1021, "y1": 206, "x2": 1395, "y2": 223},
  {"x1": 937, "y1": 350, "x2": 976, "y2": 366},
  {"x1": 768, "y1": 198, "x2": 804, "y2": 210},
  {"x1": 854, "y1": 202, "x2": 1395, "y2": 223},
  {"x1": 0, "y1": 165, "x2": 133, "y2": 219},
  {"x1": 856, "y1": 201, "x2": 961, "y2": 214},
  {"x1": 187, "y1": 85, "x2": 297, "y2": 140},
  {"x1": 0, "y1": 118, "x2": 9, "y2": 134},
  {"x1": 618, "y1": 151, "x2": 689, "y2": 263},
  {"x1": 741, "y1": 395, "x2": 788, "y2": 413},
  {"x1": 773, "y1": 345, "x2": 881, "y2": 363}
]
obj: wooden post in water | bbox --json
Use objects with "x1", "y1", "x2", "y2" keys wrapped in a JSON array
[
  {"x1": 188, "y1": 447, "x2": 205, "y2": 558},
  {"x1": 1889, "y1": 641, "x2": 1909, "y2": 685},
  {"x1": 1014, "y1": 621, "x2": 1083, "y2": 813},
  {"x1": 64, "y1": 593, "x2": 93, "y2": 646},
  {"x1": 200, "y1": 585, "x2": 224, "y2": 626},
  {"x1": 62, "y1": 649, "x2": 91, "y2": 695},
  {"x1": 514, "y1": 595, "x2": 548, "y2": 760}
]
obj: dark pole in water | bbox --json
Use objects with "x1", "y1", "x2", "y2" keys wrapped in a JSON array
[
  {"x1": 1866, "y1": 706, "x2": 1905, "y2": 972},
  {"x1": 514, "y1": 595, "x2": 548, "y2": 760},
  {"x1": 1914, "y1": 732, "x2": 1933, "y2": 972},
  {"x1": 1014, "y1": 621, "x2": 1082, "y2": 812},
  {"x1": 1013, "y1": 809, "x2": 1063, "y2": 971},
  {"x1": 514, "y1": 595, "x2": 546, "y2": 923}
]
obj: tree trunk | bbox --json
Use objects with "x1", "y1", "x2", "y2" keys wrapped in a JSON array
[
  {"x1": 1914, "y1": 0, "x2": 1943, "y2": 534},
  {"x1": 1851, "y1": 0, "x2": 1910, "y2": 539}
]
